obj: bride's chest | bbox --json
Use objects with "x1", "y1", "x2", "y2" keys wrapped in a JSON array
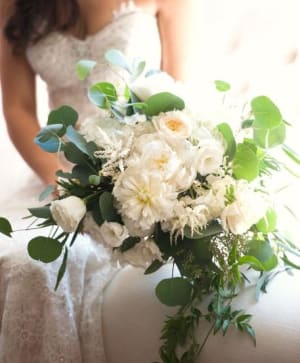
[{"x1": 26, "y1": 12, "x2": 161, "y2": 88}]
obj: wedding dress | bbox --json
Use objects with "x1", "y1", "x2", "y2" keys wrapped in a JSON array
[{"x1": 0, "y1": 2, "x2": 161, "y2": 362}]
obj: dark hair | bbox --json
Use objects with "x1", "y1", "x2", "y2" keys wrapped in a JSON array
[{"x1": 4, "y1": 0, "x2": 80, "y2": 53}]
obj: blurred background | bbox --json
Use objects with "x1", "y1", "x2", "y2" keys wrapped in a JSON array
[{"x1": 1, "y1": 0, "x2": 299, "y2": 236}]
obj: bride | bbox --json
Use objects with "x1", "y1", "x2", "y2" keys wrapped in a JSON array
[{"x1": 1, "y1": 0, "x2": 300, "y2": 362}]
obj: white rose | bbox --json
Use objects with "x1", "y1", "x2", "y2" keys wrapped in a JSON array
[
  {"x1": 98, "y1": 221, "x2": 129, "y2": 247},
  {"x1": 119, "y1": 239, "x2": 162, "y2": 268},
  {"x1": 131, "y1": 72, "x2": 182, "y2": 101},
  {"x1": 196, "y1": 141, "x2": 224, "y2": 175},
  {"x1": 221, "y1": 182, "x2": 267, "y2": 235},
  {"x1": 50, "y1": 196, "x2": 86, "y2": 233},
  {"x1": 122, "y1": 216, "x2": 154, "y2": 238},
  {"x1": 152, "y1": 110, "x2": 193, "y2": 140}
]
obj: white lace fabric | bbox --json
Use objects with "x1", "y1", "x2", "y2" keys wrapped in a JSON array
[{"x1": 0, "y1": 2, "x2": 161, "y2": 362}]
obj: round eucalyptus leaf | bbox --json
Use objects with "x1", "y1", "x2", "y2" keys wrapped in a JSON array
[
  {"x1": 217, "y1": 123, "x2": 236, "y2": 160},
  {"x1": 251, "y1": 96, "x2": 282, "y2": 129},
  {"x1": 247, "y1": 240, "x2": 274, "y2": 264},
  {"x1": 156, "y1": 277, "x2": 193, "y2": 307},
  {"x1": 256, "y1": 209, "x2": 277, "y2": 233},
  {"x1": 28, "y1": 237, "x2": 63, "y2": 263},
  {"x1": 0, "y1": 217, "x2": 13, "y2": 237},
  {"x1": 76, "y1": 60, "x2": 97, "y2": 80},
  {"x1": 233, "y1": 143, "x2": 259, "y2": 181},
  {"x1": 214, "y1": 80, "x2": 231, "y2": 92},
  {"x1": 145, "y1": 92, "x2": 185, "y2": 116},
  {"x1": 47, "y1": 105, "x2": 78, "y2": 127},
  {"x1": 253, "y1": 121, "x2": 286, "y2": 148}
]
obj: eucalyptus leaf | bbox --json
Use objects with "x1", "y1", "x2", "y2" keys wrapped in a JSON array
[
  {"x1": 256, "y1": 209, "x2": 277, "y2": 233},
  {"x1": 184, "y1": 220, "x2": 223, "y2": 239},
  {"x1": 76, "y1": 59, "x2": 97, "y2": 80},
  {"x1": 99, "y1": 192, "x2": 119, "y2": 222},
  {"x1": 144, "y1": 259, "x2": 164, "y2": 275},
  {"x1": 47, "y1": 105, "x2": 78, "y2": 127},
  {"x1": 28, "y1": 237, "x2": 63, "y2": 263},
  {"x1": 282, "y1": 144, "x2": 300, "y2": 165},
  {"x1": 105, "y1": 49, "x2": 131, "y2": 73},
  {"x1": 66, "y1": 126, "x2": 90, "y2": 156},
  {"x1": 89, "y1": 175, "x2": 101, "y2": 186},
  {"x1": 34, "y1": 124, "x2": 64, "y2": 153},
  {"x1": 132, "y1": 59, "x2": 146, "y2": 81},
  {"x1": 119, "y1": 236, "x2": 140, "y2": 252},
  {"x1": 88, "y1": 82, "x2": 117, "y2": 108},
  {"x1": 145, "y1": 92, "x2": 185, "y2": 116},
  {"x1": 233, "y1": 143, "x2": 259, "y2": 181},
  {"x1": 215, "y1": 80, "x2": 231, "y2": 92},
  {"x1": 217, "y1": 123, "x2": 236, "y2": 160},
  {"x1": 253, "y1": 122, "x2": 286, "y2": 148},
  {"x1": 0, "y1": 217, "x2": 13, "y2": 237},
  {"x1": 156, "y1": 277, "x2": 193, "y2": 307},
  {"x1": 251, "y1": 96, "x2": 282, "y2": 129},
  {"x1": 39, "y1": 185, "x2": 55, "y2": 202}
]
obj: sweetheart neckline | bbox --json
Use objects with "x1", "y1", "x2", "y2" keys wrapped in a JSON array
[{"x1": 57, "y1": 6, "x2": 157, "y2": 44}]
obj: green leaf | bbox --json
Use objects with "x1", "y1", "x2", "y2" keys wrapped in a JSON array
[
  {"x1": 145, "y1": 92, "x2": 185, "y2": 116},
  {"x1": 88, "y1": 82, "x2": 118, "y2": 108},
  {"x1": 47, "y1": 105, "x2": 78, "y2": 128},
  {"x1": 217, "y1": 123, "x2": 236, "y2": 160},
  {"x1": 66, "y1": 126, "x2": 90, "y2": 156},
  {"x1": 251, "y1": 96, "x2": 286, "y2": 148},
  {"x1": 28, "y1": 206, "x2": 52, "y2": 219},
  {"x1": 28, "y1": 237, "x2": 63, "y2": 263},
  {"x1": 89, "y1": 175, "x2": 101, "y2": 186},
  {"x1": 247, "y1": 239, "x2": 274, "y2": 264},
  {"x1": 156, "y1": 277, "x2": 193, "y2": 307},
  {"x1": 241, "y1": 119, "x2": 254, "y2": 129},
  {"x1": 282, "y1": 144, "x2": 300, "y2": 165},
  {"x1": 63, "y1": 142, "x2": 94, "y2": 168},
  {"x1": 253, "y1": 122, "x2": 286, "y2": 149},
  {"x1": 251, "y1": 96, "x2": 282, "y2": 129},
  {"x1": 245, "y1": 324, "x2": 256, "y2": 346},
  {"x1": 233, "y1": 143, "x2": 259, "y2": 181},
  {"x1": 76, "y1": 59, "x2": 97, "y2": 80},
  {"x1": 71, "y1": 164, "x2": 91, "y2": 186},
  {"x1": 55, "y1": 248, "x2": 68, "y2": 290},
  {"x1": 105, "y1": 49, "x2": 131, "y2": 73},
  {"x1": 119, "y1": 236, "x2": 140, "y2": 252},
  {"x1": 99, "y1": 192, "x2": 119, "y2": 222},
  {"x1": 132, "y1": 59, "x2": 146, "y2": 80},
  {"x1": 39, "y1": 185, "x2": 55, "y2": 202},
  {"x1": 256, "y1": 209, "x2": 277, "y2": 233},
  {"x1": 34, "y1": 124, "x2": 63, "y2": 153},
  {"x1": 214, "y1": 80, "x2": 231, "y2": 92},
  {"x1": 282, "y1": 254, "x2": 300, "y2": 270},
  {"x1": 184, "y1": 220, "x2": 223, "y2": 239},
  {"x1": 238, "y1": 255, "x2": 265, "y2": 271},
  {"x1": 0, "y1": 217, "x2": 13, "y2": 237},
  {"x1": 145, "y1": 259, "x2": 164, "y2": 275}
]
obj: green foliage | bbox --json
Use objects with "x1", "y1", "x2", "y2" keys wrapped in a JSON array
[
  {"x1": 88, "y1": 82, "x2": 118, "y2": 108},
  {"x1": 119, "y1": 236, "x2": 140, "y2": 252},
  {"x1": 217, "y1": 123, "x2": 236, "y2": 160},
  {"x1": 34, "y1": 124, "x2": 64, "y2": 153},
  {"x1": 256, "y1": 209, "x2": 277, "y2": 233},
  {"x1": 145, "y1": 259, "x2": 164, "y2": 274},
  {"x1": 66, "y1": 126, "x2": 91, "y2": 156},
  {"x1": 105, "y1": 49, "x2": 131, "y2": 73},
  {"x1": 184, "y1": 220, "x2": 223, "y2": 240},
  {"x1": 233, "y1": 143, "x2": 259, "y2": 181},
  {"x1": 251, "y1": 96, "x2": 286, "y2": 148},
  {"x1": 76, "y1": 59, "x2": 97, "y2": 80},
  {"x1": 99, "y1": 192, "x2": 120, "y2": 222},
  {"x1": 28, "y1": 237, "x2": 63, "y2": 263},
  {"x1": 39, "y1": 185, "x2": 55, "y2": 202},
  {"x1": 156, "y1": 278, "x2": 194, "y2": 307},
  {"x1": 144, "y1": 92, "x2": 185, "y2": 116},
  {"x1": 0, "y1": 217, "x2": 13, "y2": 237},
  {"x1": 131, "y1": 58, "x2": 146, "y2": 80},
  {"x1": 214, "y1": 80, "x2": 231, "y2": 92},
  {"x1": 282, "y1": 144, "x2": 300, "y2": 165},
  {"x1": 47, "y1": 105, "x2": 78, "y2": 128},
  {"x1": 28, "y1": 206, "x2": 52, "y2": 219},
  {"x1": 55, "y1": 248, "x2": 68, "y2": 291}
]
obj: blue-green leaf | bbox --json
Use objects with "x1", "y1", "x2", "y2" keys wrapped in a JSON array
[
  {"x1": 99, "y1": 192, "x2": 119, "y2": 222},
  {"x1": 76, "y1": 60, "x2": 97, "y2": 80},
  {"x1": 39, "y1": 185, "x2": 55, "y2": 202},
  {"x1": 88, "y1": 82, "x2": 118, "y2": 108},
  {"x1": 233, "y1": 143, "x2": 259, "y2": 181},
  {"x1": 66, "y1": 126, "x2": 90, "y2": 156},
  {"x1": 105, "y1": 49, "x2": 131, "y2": 73},
  {"x1": 55, "y1": 248, "x2": 68, "y2": 290},
  {"x1": 256, "y1": 209, "x2": 277, "y2": 233},
  {"x1": 28, "y1": 206, "x2": 52, "y2": 219}
]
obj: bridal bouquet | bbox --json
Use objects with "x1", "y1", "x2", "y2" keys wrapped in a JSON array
[{"x1": 1, "y1": 49, "x2": 300, "y2": 362}]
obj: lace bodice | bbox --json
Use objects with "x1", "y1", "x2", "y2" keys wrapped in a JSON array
[{"x1": 26, "y1": 2, "x2": 162, "y2": 120}]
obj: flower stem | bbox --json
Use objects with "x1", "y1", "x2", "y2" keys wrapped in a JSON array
[{"x1": 197, "y1": 322, "x2": 215, "y2": 358}]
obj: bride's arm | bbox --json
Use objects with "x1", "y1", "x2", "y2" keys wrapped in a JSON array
[
  {"x1": 157, "y1": 0, "x2": 199, "y2": 81},
  {"x1": 0, "y1": 5, "x2": 61, "y2": 185}
]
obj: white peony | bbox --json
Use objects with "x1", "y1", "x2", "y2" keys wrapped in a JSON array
[
  {"x1": 130, "y1": 72, "x2": 183, "y2": 101},
  {"x1": 50, "y1": 196, "x2": 86, "y2": 233},
  {"x1": 113, "y1": 169, "x2": 177, "y2": 230},
  {"x1": 221, "y1": 181, "x2": 268, "y2": 235},
  {"x1": 118, "y1": 239, "x2": 162, "y2": 268},
  {"x1": 152, "y1": 110, "x2": 193, "y2": 140},
  {"x1": 122, "y1": 215, "x2": 155, "y2": 238}
]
